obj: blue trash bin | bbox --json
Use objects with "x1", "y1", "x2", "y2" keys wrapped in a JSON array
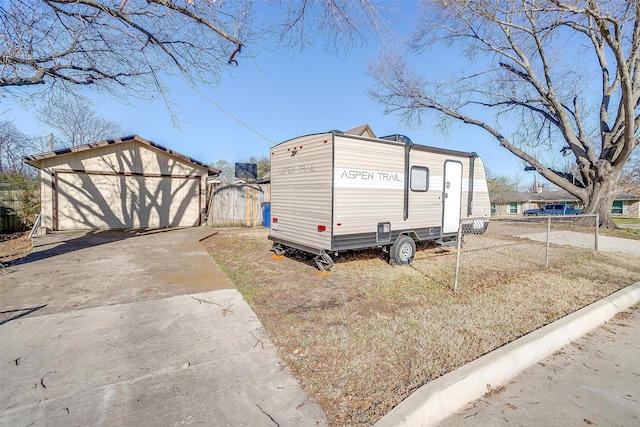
[{"x1": 262, "y1": 202, "x2": 271, "y2": 227}]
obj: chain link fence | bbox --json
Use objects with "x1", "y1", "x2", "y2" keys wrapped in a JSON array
[{"x1": 453, "y1": 214, "x2": 599, "y2": 292}]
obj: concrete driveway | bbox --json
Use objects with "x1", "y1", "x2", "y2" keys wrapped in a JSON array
[{"x1": 0, "y1": 228, "x2": 326, "y2": 426}]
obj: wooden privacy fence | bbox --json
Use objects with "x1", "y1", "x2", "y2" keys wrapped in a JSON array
[
  {"x1": 0, "y1": 189, "x2": 40, "y2": 234},
  {"x1": 205, "y1": 182, "x2": 270, "y2": 227},
  {"x1": 0, "y1": 205, "x2": 24, "y2": 233}
]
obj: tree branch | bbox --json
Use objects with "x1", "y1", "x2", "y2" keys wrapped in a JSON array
[
  {"x1": 422, "y1": 96, "x2": 588, "y2": 198},
  {"x1": 146, "y1": 0, "x2": 244, "y2": 65}
]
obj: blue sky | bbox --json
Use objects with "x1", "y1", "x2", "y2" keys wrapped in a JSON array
[{"x1": 1, "y1": 2, "x2": 535, "y2": 186}]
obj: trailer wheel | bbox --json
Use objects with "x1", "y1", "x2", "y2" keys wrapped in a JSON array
[{"x1": 391, "y1": 235, "x2": 416, "y2": 264}]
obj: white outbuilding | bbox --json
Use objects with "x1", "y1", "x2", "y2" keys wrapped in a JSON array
[{"x1": 24, "y1": 135, "x2": 219, "y2": 232}]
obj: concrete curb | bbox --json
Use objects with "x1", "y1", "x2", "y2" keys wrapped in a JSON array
[{"x1": 375, "y1": 281, "x2": 640, "y2": 427}]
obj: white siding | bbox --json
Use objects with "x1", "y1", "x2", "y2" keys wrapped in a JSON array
[
  {"x1": 56, "y1": 173, "x2": 200, "y2": 230},
  {"x1": 333, "y1": 136, "x2": 406, "y2": 236},
  {"x1": 469, "y1": 157, "x2": 491, "y2": 218},
  {"x1": 38, "y1": 140, "x2": 207, "y2": 230},
  {"x1": 333, "y1": 139, "x2": 490, "y2": 237},
  {"x1": 269, "y1": 132, "x2": 492, "y2": 253},
  {"x1": 406, "y1": 151, "x2": 491, "y2": 228},
  {"x1": 406, "y1": 150, "x2": 446, "y2": 229},
  {"x1": 270, "y1": 133, "x2": 333, "y2": 250}
]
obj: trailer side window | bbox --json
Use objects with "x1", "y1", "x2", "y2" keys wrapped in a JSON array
[{"x1": 410, "y1": 166, "x2": 429, "y2": 192}]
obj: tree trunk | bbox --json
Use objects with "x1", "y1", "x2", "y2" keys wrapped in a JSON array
[{"x1": 583, "y1": 176, "x2": 619, "y2": 229}]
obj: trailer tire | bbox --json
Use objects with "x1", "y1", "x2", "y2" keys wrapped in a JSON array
[{"x1": 391, "y1": 235, "x2": 416, "y2": 265}]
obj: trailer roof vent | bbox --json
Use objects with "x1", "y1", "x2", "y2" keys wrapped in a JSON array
[{"x1": 380, "y1": 134, "x2": 413, "y2": 144}]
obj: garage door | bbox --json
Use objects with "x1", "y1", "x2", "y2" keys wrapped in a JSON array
[{"x1": 55, "y1": 172, "x2": 201, "y2": 230}]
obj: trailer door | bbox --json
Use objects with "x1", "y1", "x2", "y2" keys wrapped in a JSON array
[{"x1": 442, "y1": 160, "x2": 463, "y2": 233}]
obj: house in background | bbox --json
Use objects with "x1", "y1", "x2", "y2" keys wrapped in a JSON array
[
  {"x1": 345, "y1": 124, "x2": 376, "y2": 138},
  {"x1": 491, "y1": 189, "x2": 640, "y2": 217},
  {"x1": 24, "y1": 135, "x2": 219, "y2": 232}
]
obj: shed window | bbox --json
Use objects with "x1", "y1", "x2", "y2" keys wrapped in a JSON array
[
  {"x1": 509, "y1": 202, "x2": 518, "y2": 214},
  {"x1": 491, "y1": 203, "x2": 497, "y2": 215},
  {"x1": 410, "y1": 166, "x2": 429, "y2": 192}
]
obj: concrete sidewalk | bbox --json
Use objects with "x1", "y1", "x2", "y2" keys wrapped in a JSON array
[
  {"x1": 376, "y1": 283, "x2": 640, "y2": 427},
  {"x1": 0, "y1": 228, "x2": 326, "y2": 426},
  {"x1": 521, "y1": 230, "x2": 640, "y2": 257},
  {"x1": 437, "y1": 302, "x2": 640, "y2": 427}
]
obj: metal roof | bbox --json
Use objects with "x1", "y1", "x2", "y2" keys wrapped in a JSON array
[{"x1": 22, "y1": 134, "x2": 220, "y2": 174}]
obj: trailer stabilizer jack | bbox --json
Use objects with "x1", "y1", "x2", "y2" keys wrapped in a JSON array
[
  {"x1": 314, "y1": 252, "x2": 335, "y2": 271},
  {"x1": 436, "y1": 237, "x2": 462, "y2": 248},
  {"x1": 271, "y1": 243, "x2": 287, "y2": 256}
]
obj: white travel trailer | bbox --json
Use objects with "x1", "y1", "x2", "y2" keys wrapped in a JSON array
[{"x1": 268, "y1": 131, "x2": 491, "y2": 270}]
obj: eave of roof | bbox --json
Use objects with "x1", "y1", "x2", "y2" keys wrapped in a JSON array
[
  {"x1": 616, "y1": 193, "x2": 640, "y2": 200},
  {"x1": 21, "y1": 134, "x2": 220, "y2": 174}
]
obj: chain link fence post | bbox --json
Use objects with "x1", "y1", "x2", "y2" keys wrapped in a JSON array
[
  {"x1": 545, "y1": 216, "x2": 551, "y2": 268},
  {"x1": 595, "y1": 213, "x2": 599, "y2": 252},
  {"x1": 453, "y1": 219, "x2": 463, "y2": 293}
]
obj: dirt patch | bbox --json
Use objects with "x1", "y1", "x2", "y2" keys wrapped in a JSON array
[
  {"x1": 0, "y1": 232, "x2": 31, "y2": 266},
  {"x1": 201, "y1": 228, "x2": 640, "y2": 426}
]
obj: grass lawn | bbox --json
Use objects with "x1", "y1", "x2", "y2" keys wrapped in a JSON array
[
  {"x1": 613, "y1": 217, "x2": 640, "y2": 225},
  {"x1": 607, "y1": 218, "x2": 640, "y2": 239},
  {"x1": 202, "y1": 227, "x2": 640, "y2": 426}
]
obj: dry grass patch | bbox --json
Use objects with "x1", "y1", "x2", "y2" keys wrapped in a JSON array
[
  {"x1": 201, "y1": 228, "x2": 640, "y2": 426},
  {"x1": 0, "y1": 232, "x2": 31, "y2": 266}
]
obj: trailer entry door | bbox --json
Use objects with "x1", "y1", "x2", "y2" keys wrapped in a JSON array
[{"x1": 442, "y1": 161, "x2": 463, "y2": 234}]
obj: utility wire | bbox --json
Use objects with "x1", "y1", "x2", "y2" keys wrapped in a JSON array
[{"x1": 181, "y1": 77, "x2": 276, "y2": 145}]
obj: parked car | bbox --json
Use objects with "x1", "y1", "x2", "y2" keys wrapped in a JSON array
[{"x1": 524, "y1": 203, "x2": 583, "y2": 216}]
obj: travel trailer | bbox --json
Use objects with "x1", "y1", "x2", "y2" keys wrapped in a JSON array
[{"x1": 268, "y1": 131, "x2": 491, "y2": 270}]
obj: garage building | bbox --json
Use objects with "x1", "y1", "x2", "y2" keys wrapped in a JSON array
[{"x1": 24, "y1": 135, "x2": 219, "y2": 231}]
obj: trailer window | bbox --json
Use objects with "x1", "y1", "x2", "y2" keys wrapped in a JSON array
[{"x1": 410, "y1": 166, "x2": 429, "y2": 192}]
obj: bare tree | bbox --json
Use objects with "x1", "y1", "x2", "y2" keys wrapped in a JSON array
[
  {"x1": 369, "y1": 0, "x2": 640, "y2": 228},
  {"x1": 620, "y1": 151, "x2": 640, "y2": 189},
  {"x1": 0, "y1": 120, "x2": 35, "y2": 173},
  {"x1": 211, "y1": 159, "x2": 234, "y2": 183},
  {"x1": 38, "y1": 99, "x2": 122, "y2": 147},
  {"x1": 486, "y1": 169, "x2": 518, "y2": 197},
  {"x1": 247, "y1": 155, "x2": 270, "y2": 179},
  {"x1": 212, "y1": 156, "x2": 270, "y2": 183},
  {"x1": 1, "y1": 0, "x2": 384, "y2": 100}
]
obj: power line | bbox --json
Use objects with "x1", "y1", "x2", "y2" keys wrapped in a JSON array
[{"x1": 181, "y1": 78, "x2": 276, "y2": 145}]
